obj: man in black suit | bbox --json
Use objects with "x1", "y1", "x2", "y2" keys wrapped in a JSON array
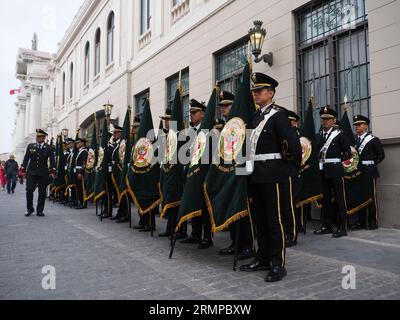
[
  {"x1": 352, "y1": 115, "x2": 385, "y2": 230},
  {"x1": 22, "y1": 129, "x2": 56, "y2": 217},
  {"x1": 240, "y1": 73, "x2": 302, "y2": 282},
  {"x1": 314, "y1": 107, "x2": 352, "y2": 238}
]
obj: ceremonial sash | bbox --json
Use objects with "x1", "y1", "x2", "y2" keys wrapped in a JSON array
[
  {"x1": 318, "y1": 129, "x2": 341, "y2": 170},
  {"x1": 246, "y1": 108, "x2": 279, "y2": 174},
  {"x1": 357, "y1": 134, "x2": 374, "y2": 155}
]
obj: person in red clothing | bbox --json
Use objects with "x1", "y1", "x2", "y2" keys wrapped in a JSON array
[
  {"x1": 0, "y1": 161, "x2": 6, "y2": 191},
  {"x1": 18, "y1": 166, "x2": 24, "y2": 185}
]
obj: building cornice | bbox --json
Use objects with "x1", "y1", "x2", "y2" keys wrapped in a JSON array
[{"x1": 55, "y1": 0, "x2": 101, "y2": 60}]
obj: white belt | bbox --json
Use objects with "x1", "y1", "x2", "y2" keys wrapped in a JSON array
[
  {"x1": 75, "y1": 166, "x2": 83, "y2": 170},
  {"x1": 320, "y1": 158, "x2": 341, "y2": 164},
  {"x1": 362, "y1": 160, "x2": 375, "y2": 166},
  {"x1": 254, "y1": 153, "x2": 282, "y2": 161}
]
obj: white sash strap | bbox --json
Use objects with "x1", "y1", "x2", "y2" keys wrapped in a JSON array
[
  {"x1": 358, "y1": 134, "x2": 374, "y2": 155},
  {"x1": 246, "y1": 108, "x2": 280, "y2": 174}
]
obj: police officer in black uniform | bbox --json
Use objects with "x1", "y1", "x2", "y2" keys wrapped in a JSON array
[
  {"x1": 217, "y1": 91, "x2": 254, "y2": 260},
  {"x1": 314, "y1": 107, "x2": 352, "y2": 238},
  {"x1": 58, "y1": 138, "x2": 74, "y2": 204},
  {"x1": 281, "y1": 110, "x2": 301, "y2": 247},
  {"x1": 74, "y1": 137, "x2": 89, "y2": 210},
  {"x1": 101, "y1": 132, "x2": 114, "y2": 219},
  {"x1": 240, "y1": 73, "x2": 302, "y2": 282},
  {"x1": 352, "y1": 115, "x2": 385, "y2": 230},
  {"x1": 22, "y1": 129, "x2": 56, "y2": 217},
  {"x1": 181, "y1": 99, "x2": 212, "y2": 247}
]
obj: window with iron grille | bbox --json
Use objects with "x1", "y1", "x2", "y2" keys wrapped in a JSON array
[
  {"x1": 215, "y1": 40, "x2": 248, "y2": 96},
  {"x1": 297, "y1": 0, "x2": 370, "y2": 131},
  {"x1": 135, "y1": 89, "x2": 150, "y2": 118},
  {"x1": 166, "y1": 68, "x2": 190, "y2": 127},
  {"x1": 140, "y1": 0, "x2": 151, "y2": 35}
]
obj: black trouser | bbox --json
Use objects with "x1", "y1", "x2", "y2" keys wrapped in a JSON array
[
  {"x1": 357, "y1": 177, "x2": 379, "y2": 228},
  {"x1": 281, "y1": 177, "x2": 297, "y2": 242},
  {"x1": 6, "y1": 175, "x2": 17, "y2": 193},
  {"x1": 118, "y1": 193, "x2": 130, "y2": 219},
  {"x1": 191, "y1": 209, "x2": 212, "y2": 241},
  {"x1": 76, "y1": 175, "x2": 86, "y2": 207},
  {"x1": 297, "y1": 203, "x2": 311, "y2": 231},
  {"x1": 321, "y1": 176, "x2": 347, "y2": 229},
  {"x1": 139, "y1": 207, "x2": 158, "y2": 229},
  {"x1": 166, "y1": 206, "x2": 186, "y2": 234},
  {"x1": 250, "y1": 182, "x2": 286, "y2": 268},
  {"x1": 26, "y1": 174, "x2": 49, "y2": 214},
  {"x1": 229, "y1": 217, "x2": 253, "y2": 251}
]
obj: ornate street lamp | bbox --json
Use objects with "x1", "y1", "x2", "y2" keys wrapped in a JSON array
[
  {"x1": 103, "y1": 102, "x2": 114, "y2": 118},
  {"x1": 248, "y1": 20, "x2": 273, "y2": 67}
]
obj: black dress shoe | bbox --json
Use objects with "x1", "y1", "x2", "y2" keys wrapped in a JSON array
[
  {"x1": 198, "y1": 240, "x2": 213, "y2": 249},
  {"x1": 218, "y1": 245, "x2": 235, "y2": 256},
  {"x1": 75, "y1": 205, "x2": 87, "y2": 210},
  {"x1": 239, "y1": 259, "x2": 271, "y2": 272},
  {"x1": 133, "y1": 225, "x2": 146, "y2": 230},
  {"x1": 101, "y1": 213, "x2": 112, "y2": 219},
  {"x1": 265, "y1": 266, "x2": 287, "y2": 282},
  {"x1": 37, "y1": 212, "x2": 45, "y2": 217},
  {"x1": 181, "y1": 236, "x2": 201, "y2": 244},
  {"x1": 314, "y1": 226, "x2": 333, "y2": 235},
  {"x1": 116, "y1": 217, "x2": 129, "y2": 224},
  {"x1": 110, "y1": 215, "x2": 122, "y2": 221},
  {"x1": 174, "y1": 233, "x2": 188, "y2": 240},
  {"x1": 333, "y1": 228, "x2": 348, "y2": 238},
  {"x1": 159, "y1": 232, "x2": 172, "y2": 238},
  {"x1": 285, "y1": 239, "x2": 298, "y2": 248},
  {"x1": 25, "y1": 210, "x2": 35, "y2": 217},
  {"x1": 139, "y1": 227, "x2": 156, "y2": 232},
  {"x1": 350, "y1": 223, "x2": 365, "y2": 231},
  {"x1": 237, "y1": 248, "x2": 255, "y2": 261},
  {"x1": 365, "y1": 225, "x2": 378, "y2": 231}
]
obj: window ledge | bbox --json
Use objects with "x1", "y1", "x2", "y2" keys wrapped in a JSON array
[
  {"x1": 105, "y1": 62, "x2": 114, "y2": 77},
  {"x1": 171, "y1": 0, "x2": 190, "y2": 25},
  {"x1": 93, "y1": 74, "x2": 100, "y2": 87},
  {"x1": 139, "y1": 30, "x2": 152, "y2": 50}
]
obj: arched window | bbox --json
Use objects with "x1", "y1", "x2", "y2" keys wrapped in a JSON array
[
  {"x1": 62, "y1": 72, "x2": 66, "y2": 105},
  {"x1": 70, "y1": 63, "x2": 74, "y2": 99},
  {"x1": 107, "y1": 12, "x2": 115, "y2": 65},
  {"x1": 84, "y1": 42, "x2": 90, "y2": 85},
  {"x1": 95, "y1": 28, "x2": 101, "y2": 76}
]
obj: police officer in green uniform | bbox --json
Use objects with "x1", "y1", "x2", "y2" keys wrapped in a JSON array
[
  {"x1": 101, "y1": 132, "x2": 114, "y2": 219},
  {"x1": 217, "y1": 91, "x2": 254, "y2": 259},
  {"x1": 314, "y1": 107, "x2": 352, "y2": 238},
  {"x1": 22, "y1": 129, "x2": 56, "y2": 217},
  {"x1": 240, "y1": 73, "x2": 302, "y2": 282},
  {"x1": 74, "y1": 137, "x2": 89, "y2": 210},
  {"x1": 352, "y1": 115, "x2": 385, "y2": 230}
]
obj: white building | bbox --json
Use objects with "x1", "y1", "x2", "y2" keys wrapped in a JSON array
[{"x1": 12, "y1": 0, "x2": 400, "y2": 228}]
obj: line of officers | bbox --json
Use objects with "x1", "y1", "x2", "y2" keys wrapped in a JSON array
[{"x1": 22, "y1": 72, "x2": 385, "y2": 283}]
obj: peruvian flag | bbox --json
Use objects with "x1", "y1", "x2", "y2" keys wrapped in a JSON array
[{"x1": 10, "y1": 88, "x2": 21, "y2": 95}]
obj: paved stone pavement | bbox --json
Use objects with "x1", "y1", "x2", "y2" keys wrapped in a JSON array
[{"x1": 0, "y1": 186, "x2": 399, "y2": 300}]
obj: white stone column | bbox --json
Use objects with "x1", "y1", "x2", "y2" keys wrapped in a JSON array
[
  {"x1": 29, "y1": 85, "x2": 42, "y2": 135},
  {"x1": 25, "y1": 93, "x2": 31, "y2": 140}
]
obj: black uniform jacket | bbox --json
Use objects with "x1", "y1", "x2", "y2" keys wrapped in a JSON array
[
  {"x1": 317, "y1": 129, "x2": 351, "y2": 179},
  {"x1": 75, "y1": 148, "x2": 89, "y2": 175},
  {"x1": 355, "y1": 134, "x2": 385, "y2": 178},
  {"x1": 22, "y1": 143, "x2": 56, "y2": 177},
  {"x1": 249, "y1": 104, "x2": 302, "y2": 184}
]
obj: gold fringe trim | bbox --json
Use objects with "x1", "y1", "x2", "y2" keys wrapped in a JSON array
[
  {"x1": 203, "y1": 182, "x2": 249, "y2": 233},
  {"x1": 296, "y1": 194, "x2": 323, "y2": 208},
  {"x1": 347, "y1": 198, "x2": 373, "y2": 216},
  {"x1": 93, "y1": 190, "x2": 106, "y2": 203},
  {"x1": 84, "y1": 193, "x2": 94, "y2": 202},
  {"x1": 160, "y1": 201, "x2": 181, "y2": 220},
  {"x1": 126, "y1": 176, "x2": 161, "y2": 216},
  {"x1": 175, "y1": 210, "x2": 202, "y2": 233},
  {"x1": 64, "y1": 184, "x2": 77, "y2": 196}
]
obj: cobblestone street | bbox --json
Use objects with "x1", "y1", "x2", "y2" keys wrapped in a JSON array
[{"x1": 0, "y1": 187, "x2": 399, "y2": 300}]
